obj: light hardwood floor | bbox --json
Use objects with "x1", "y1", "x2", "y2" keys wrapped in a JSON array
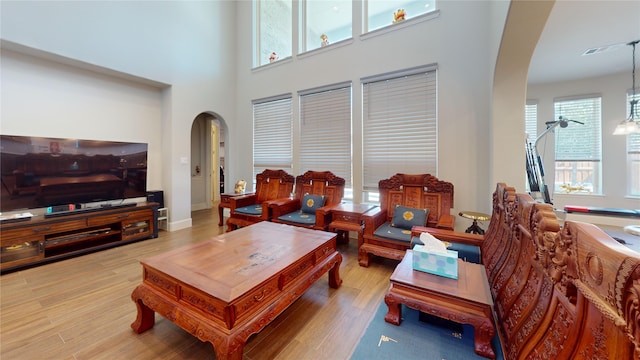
[{"x1": 1, "y1": 208, "x2": 398, "y2": 359}]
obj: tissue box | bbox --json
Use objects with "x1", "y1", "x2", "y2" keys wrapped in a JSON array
[{"x1": 412, "y1": 245, "x2": 459, "y2": 279}]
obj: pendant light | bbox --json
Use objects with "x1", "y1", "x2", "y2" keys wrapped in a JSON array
[{"x1": 613, "y1": 40, "x2": 640, "y2": 135}]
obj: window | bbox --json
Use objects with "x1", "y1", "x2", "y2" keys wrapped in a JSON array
[
  {"x1": 253, "y1": 96, "x2": 293, "y2": 181},
  {"x1": 365, "y1": 0, "x2": 437, "y2": 33},
  {"x1": 301, "y1": 0, "x2": 352, "y2": 52},
  {"x1": 628, "y1": 92, "x2": 640, "y2": 196},
  {"x1": 362, "y1": 65, "x2": 437, "y2": 201},
  {"x1": 299, "y1": 83, "x2": 352, "y2": 193},
  {"x1": 256, "y1": 0, "x2": 292, "y2": 67},
  {"x1": 553, "y1": 96, "x2": 602, "y2": 194}
]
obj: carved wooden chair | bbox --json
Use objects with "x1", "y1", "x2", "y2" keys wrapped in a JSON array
[
  {"x1": 360, "y1": 173, "x2": 464, "y2": 267},
  {"x1": 269, "y1": 170, "x2": 345, "y2": 231},
  {"x1": 226, "y1": 169, "x2": 294, "y2": 231}
]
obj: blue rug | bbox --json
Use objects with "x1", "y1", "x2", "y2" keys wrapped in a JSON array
[{"x1": 351, "y1": 301, "x2": 504, "y2": 360}]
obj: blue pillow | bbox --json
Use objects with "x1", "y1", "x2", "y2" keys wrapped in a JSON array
[
  {"x1": 301, "y1": 194, "x2": 326, "y2": 214},
  {"x1": 391, "y1": 205, "x2": 428, "y2": 230}
]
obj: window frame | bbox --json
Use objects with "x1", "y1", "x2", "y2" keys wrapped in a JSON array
[
  {"x1": 298, "y1": 82, "x2": 353, "y2": 192},
  {"x1": 552, "y1": 95, "x2": 603, "y2": 195},
  {"x1": 361, "y1": 64, "x2": 438, "y2": 201},
  {"x1": 252, "y1": 94, "x2": 294, "y2": 183}
]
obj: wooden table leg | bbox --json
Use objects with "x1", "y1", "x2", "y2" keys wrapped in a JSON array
[
  {"x1": 130, "y1": 286, "x2": 156, "y2": 333},
  {"x1": 218, "y1": 204, "x2": 224, "y2": 226},
  {"x1": 383, "y1": 290, "x2": 402, "y2": 325}
]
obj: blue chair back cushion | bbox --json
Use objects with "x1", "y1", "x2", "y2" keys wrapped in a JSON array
[
  {"x1": 301, "y1": 194, "x2": 326, "y2": 214},
  {"x1": 410, "y1": 236, "x2": 481, "y2": 264},
  {"x1": 278, "y1": 211, "x2": 316, "y2": 225},
  {"x1": 391, "y1": 205, "x2": 429, "y2": 230},
  {"x1": 373, "y1": 222, "x2": 412, "y2": 243},
  {"x1": 234, "y1": 205, "x2": 263, "y2": 216}
]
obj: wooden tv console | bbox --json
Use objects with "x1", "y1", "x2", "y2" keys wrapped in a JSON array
[{"x1": 0, "y1": 203, "x2": 157, "y2": 273}]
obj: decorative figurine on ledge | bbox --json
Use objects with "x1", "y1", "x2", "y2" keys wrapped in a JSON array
[
  {"x1": 269, "y1": 51, "x2": 278, "y2": 63},
  {"x1": 393, "y1": 9, "x2": 406, "y2": 24},
  {"x1": 320, "y1": 34, "x2": 330, "y2": 47},
  {"x1": 234, "y1": 179, "x2": 247, "y2": 194}
]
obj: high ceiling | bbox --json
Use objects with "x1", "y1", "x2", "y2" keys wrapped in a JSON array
[{"x1": 528, "y1": 0, "x2": 640, "y2": 85}]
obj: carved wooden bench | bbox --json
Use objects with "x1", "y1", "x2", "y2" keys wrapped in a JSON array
[{"x1": 413, "y1": 182, "x2": 640, "y2": 359}]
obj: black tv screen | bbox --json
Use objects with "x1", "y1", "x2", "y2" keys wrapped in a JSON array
[{"x1": 0, "y1": 135, "x2": 148, "y2": 213}]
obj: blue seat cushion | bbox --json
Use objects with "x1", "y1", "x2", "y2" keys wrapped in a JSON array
[
  {"x1": 410, "y1": 236, "x2": 481, "y2": 264},
  {"x1": 234, "y1": 205, "x2": 263, "y2": 216},
  {"x1": 278, "y1": 211, "x2": 316, "y2": 225},
  {"x1": 301, "y1": 194, "x2": 326, "y2": 214},
  {"x1": 373, "y1": 222, "x2": 412, "y2": 243},
  {"x1": 391, "y1": 205, "x2": 429, "y2": 230}
]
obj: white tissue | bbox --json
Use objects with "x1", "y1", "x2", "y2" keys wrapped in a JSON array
[{"x1": 418, "y1": 232, "x2": 448, "y2": 254}]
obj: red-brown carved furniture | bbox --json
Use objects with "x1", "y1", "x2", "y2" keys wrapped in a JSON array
[
  {"x1": 413, "y1": 183, "x2": 640, "y2": 359},
  {"x1": 385, "y1": 252, "x2": 495, "y2": 358},
  {"x1": 226, "y1": 169, "x2": 294, "y2": 231},
  {"x1": 359, "y1": 173, "x2": 455, "y2": 267},
  {"x1": 131, "y1": 221, "x2": 342, "y2": 360},
  {"x1": 269, "y1": 170, "x2": 345, "y2": 231}
]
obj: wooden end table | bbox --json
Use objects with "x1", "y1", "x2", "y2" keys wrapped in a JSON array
[
  {"x1": 131, "y1": 222, "x2": 342, "y2": 359},
  {"x1": 218, "y1": 192, "x2": 254, "y2": 226},
  {"x1": 328, "y1": 203, "x2": 378, "y2": 248},
  {"x1": 384, "y1": 251, "x2": 496, "y2": 359}
]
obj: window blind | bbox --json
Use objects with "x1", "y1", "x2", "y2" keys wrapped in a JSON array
[
  {"x1": 362, "y1": 68, "x2": 437, "y2": 191},
  {"x1": 525, "y1": 100, "x2": 538, "y2": 143},
  {"x1": 554, "y1": 96, "x2": 602, "y2": 162},
  {"x1": 253, "y1": 96, "x2": 293, "y2": 179},
  {"x1": 299, "y1": 84, "x2": 352, "y2": 187}
]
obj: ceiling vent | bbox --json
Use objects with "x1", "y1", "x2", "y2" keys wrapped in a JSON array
[{"x1": 583, "y1": 43, "x2": 626, "y2": 56}]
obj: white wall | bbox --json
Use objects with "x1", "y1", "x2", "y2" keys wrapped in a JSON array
[
  {"x1": 0, "y1": 1, "x2": 237, "y2": 230},
  {"x1": 527, "y1": 72, "x2": 640, "y2": 226},
  {"x1": 1, "y1": 49, "x2": 163, "y2": 192},
  {"x1": 233, "y1": 1, "x2": 506, "y2": 228}
]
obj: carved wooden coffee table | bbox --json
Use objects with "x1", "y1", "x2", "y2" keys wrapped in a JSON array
[
  {"x1": 131, "y1": 221, "x2": 342, "y2": 359},
  {"x1": 384, "y1": 251, "x2": 496, "y2": 359}
]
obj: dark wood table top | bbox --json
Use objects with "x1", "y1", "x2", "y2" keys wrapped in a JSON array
[
  {"x1": 140, "y1": 221, "x2": 336, "y2": 302},
  {"x1": 391, "y1": 250, "x2": 493, "y2": 307}
]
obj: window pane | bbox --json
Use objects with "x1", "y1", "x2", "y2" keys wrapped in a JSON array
[
  {"x1": 362, "y1": 67, "x2": 437, "y2": 196},
  {"x1": 299, "y1": 85, "x2": 352, "y2": 188},
  {"x1": 553, "y1": 96, "x2": 602, "y2": 194},
  {"x1": 366, "y1": 0, "x2": 436, "y2": 32},
  {"x1": 258, "y1": 0, "x2": 292, "y2": 66},
  {"x1": 303, "y1": 0, "x2": 352, "y2": 52},
  {"x1": 253, "y1": 97, "x2": 293, "y2": 182}
]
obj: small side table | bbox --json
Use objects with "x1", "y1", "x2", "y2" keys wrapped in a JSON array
[
  {"x1": 459, "y1": 211, "x2": 491, "y2": 235},
  {"x1": 384, "y1": 251, "x2": 495, "y2": 359},
  {"x1": 218, "y1": 192, "x2": 254, "y2": 226},
  {"x1": 328, "y1": 203, "x2": 378, "y2": 248}
]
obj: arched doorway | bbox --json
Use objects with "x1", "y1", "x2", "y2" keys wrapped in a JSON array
[{"x1": 190, "y1": 112, "x2": 228, "y2": 211}]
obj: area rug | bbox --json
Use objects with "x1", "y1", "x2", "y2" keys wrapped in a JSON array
[{"x1": 351, "y1": 301, "x2": 504, "y2": 360}]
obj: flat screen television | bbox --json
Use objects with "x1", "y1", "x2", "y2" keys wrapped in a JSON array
[{"x1": 0, "y1": 135, "x2": 148, "y2": 214}]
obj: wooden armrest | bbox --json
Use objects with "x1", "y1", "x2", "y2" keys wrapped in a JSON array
[
  {"x1": 363, "y1": 208, "x2": 387, "y2": 236},
  {"x1": 268, "y1": 198, "x2": 300, "y2": 217},
  {"x1": 435, "y1": 213, "x2": 455, "y2": 230},
  {"x1": 411, "y1": 226, "x2": 484, "y2": 247},
  {"x1": 229, "y1": 194, "x2": 257, "y2": 210}
]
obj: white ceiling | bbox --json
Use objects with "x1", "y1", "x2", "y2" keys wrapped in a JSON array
[{"x1": 528, "y1": 0, "x2": 640, "y2": 85}]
